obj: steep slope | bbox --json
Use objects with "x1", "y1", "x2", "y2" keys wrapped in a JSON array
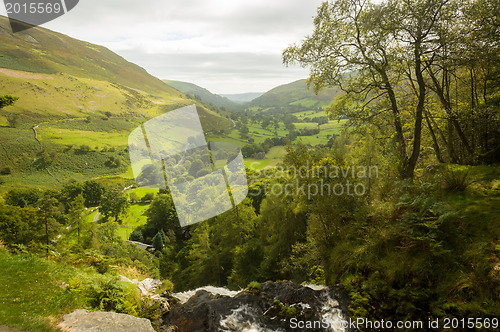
[
  {"x1": 0, "y1": 16, "x2": 174, "y2": 95},
  {"x1": 0, "y1": 16, "x2": 232, "y2": 190},
  {"x1": 163, "y1": 80, "x2": 239, "y2": 110}
]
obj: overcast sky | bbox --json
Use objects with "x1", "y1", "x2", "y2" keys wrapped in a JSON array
[{"x1": 1, "y1": 0, "x2": 324, "y2": 94}]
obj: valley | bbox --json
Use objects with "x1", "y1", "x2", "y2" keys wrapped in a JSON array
[{"x1": 0, "y1": 0, "x2": 499, "y2": 330}]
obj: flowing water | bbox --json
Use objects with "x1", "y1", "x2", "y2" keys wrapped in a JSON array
[
  {"x1": 166, "y1": 281, "x2": 353, "y2": 331},
  {"x1": 172, "y1": 285, "x2": 241, "y2": 304}
]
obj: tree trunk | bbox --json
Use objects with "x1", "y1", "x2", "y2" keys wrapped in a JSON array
[
  {"x1": 425, "y1": 109, "x2": 444, "y2": 163},
  {"x1": 380, "y1": 70, "x2": 409, "y2": 177},
  {"x1": 428, "y1": 66, "x2": 473, "y2": 162},
  {"x1": 403, "y1": 38, "x2": 426, "y2": 179}
]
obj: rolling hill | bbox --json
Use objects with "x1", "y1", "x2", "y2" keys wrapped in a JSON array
[
  {"x1": 0, "y1": 16, "x2": 174, "y2": 95},
  {"x1": 248, "y1": 79, "x2": 341, "y2": 112},
  {"x1": 0, "y1": 15, "x2": 233, "y2": 126},
  {"x1": 0, "y1": 15, "x2": 233, "y2": 191}
]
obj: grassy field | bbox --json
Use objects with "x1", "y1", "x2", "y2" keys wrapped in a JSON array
[
  {"x1": 0, "y1": 71, "x2": 181, "y2": 129},
  {"x1": 207, "y1": 118, "x2": 347, "y2": 170},
  {"x1": 0, "y1": 248, "x2": 92, "y2": 331},
  {"x1": 38, "y1": 127, "x2": 129, "y2": 149},
  {"x1": 293, "y1": 122, "x2": 319, "y2": 129},
  {"x1": 291, "y1": 109, "x2": 325, "y2": 118},
  {"x1": 294, "y1": 119, "x2": 346, "y2": 145},
  {"x1": 117, "y1": 202, "x2": 150, "y2": 240},
  {"x1": 244, "y1": 146, "x2": 287, "y2": 170},
  {"x1": 0, "y1": 244, "x2": 155, "y2": 332},
  {"x1": 289, "y1": 98, "x2": 324, "y2": 107}
]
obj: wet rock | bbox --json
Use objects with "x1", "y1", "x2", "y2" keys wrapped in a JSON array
[{"x1": 162, "y1": 281, "x2": 356, "y2": 332}]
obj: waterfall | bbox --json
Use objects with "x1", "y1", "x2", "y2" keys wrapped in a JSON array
[
  {"x1": 172, "y1": 285, "x2": 240, "y2": 304},
  {"x1": 220, "y1": 304, "x2": 285, "y2": 332},
  {"x1": 164, "y1": 281, "x2": 354, "y2": 332},
  {"x1": 319, "y1": 290, "x2": 348, "y2": 332}
]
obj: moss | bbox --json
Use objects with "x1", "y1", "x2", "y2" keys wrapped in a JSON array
[{"x1": 245, "y1": 281, "x2": 261, "y2": 294}]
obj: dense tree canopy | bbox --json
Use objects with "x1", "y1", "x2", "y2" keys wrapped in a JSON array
[
  {"x1": 283, "y1": 0, "x2": 500, "y2": 178},
  {"x1": 0, "y1": 95, "x2": 18, "y2": 109}
]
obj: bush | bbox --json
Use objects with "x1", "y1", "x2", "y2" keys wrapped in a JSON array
[
  {"x1": 70, "y1": 276, "x2": 141, "y2": 315},
  {"x1": 76, "y1": 144, "x2": 91, "y2": 154},
  {"x1": 141, "y1": 193, "x2": 155, "y2": 202},
  {"x1": 89, "y1": 278, "x2": 136, "y2": 313},
  {"x1": 246, "y1": 281, "x2": 261, "y2": 294},
  {"x1": 105, "y1": 156, "x2": 121, "y2": 168},
  {"x1": 264, "y1": 299, "x2": 302, "y2": 320},
  {"x1": 129, "y1": 229, "x2": 144, "y2": 242},
  {"x1": 129, "y1": 192, "x2": 138, "y2": 203},
  {"x1": 0, "y1": 166, "x2": 11, "y2": 175},
  {"x1": 440, "y1": 165, "x2": 470, "y2": 192}
]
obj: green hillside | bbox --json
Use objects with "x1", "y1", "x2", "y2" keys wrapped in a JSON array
[
  {"x1": 0, "y1": 16, "x2": 174, "y2": 95},
  {"x1": 249, "y1": 79, "x2": 341, "y2": 112},
  {"x1": 0, "y1": 16, "x2": 233, "y2": 191},
  {"x1": 163, "y1": 79, "x2": 239, "y2": 110}
]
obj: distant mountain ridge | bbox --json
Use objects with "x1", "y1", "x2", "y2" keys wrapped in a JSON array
[
  {"x1": 163, "y1": 80, "x2": 239, "y2": 109},
  {"x1": 0, "y1": 15, "x2": 233, "y2": 187},
  {"x1": 163, "y1": 79, "x2": 340, "y2": 112},
  {"x1": 0, "y1": 16, "x2": 174, "y2": 96},
  {"x1": 221, "y1": 92, "x2": 264, "y2": 104},
  {"x1": 0, "y1": 15, "x2": 232, "y2": 132},
  {"x1": 249, "y1": 79, "x2": 340, "y2": 110}
]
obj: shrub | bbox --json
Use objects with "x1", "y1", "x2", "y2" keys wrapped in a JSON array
[
  {"x1": 246, "y1": 281, "x2": 261, "y2": 294},
  {"x1": 69, "y1": 276, "x2": 141, "y2": 315},
  {"x1": 129, "y1": 229, "x2": 144, "y2": 242},
  {"x1": 89, "y1": 278, "x2": 132, "y2": 312},
  {"x1": 105, "y1": 156, "x2": 121, "y2": 168},
  {"x1": 129, "y1": 192, "x2": 138, "y2": 203},
  {"x1": 141, "y1": 193, "x2": 155, "y2": 202},
  {"x1": 0, "y1": 166, "x2": 11, "y2": 175},
  {"x1": 440, "y1": 165, "x2": 470, "y2": 192},
  {"x1": 264, "y1": 299, "x2": 302, "y2": 320},
  {"x1": 76, "y1": 144, "x2": 91, "y2": 154}
]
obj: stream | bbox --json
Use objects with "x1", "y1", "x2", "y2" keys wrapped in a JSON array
[{"x1": 161, "y1": 281, "x2": 356, "y2": 332}]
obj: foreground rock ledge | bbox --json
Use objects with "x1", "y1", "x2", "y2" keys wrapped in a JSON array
[{"x1": 58, "y1": 309, "x2": 155, "y2": 332}]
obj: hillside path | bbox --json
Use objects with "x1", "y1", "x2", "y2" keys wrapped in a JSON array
[{"x1": 31, "y1": 125, "x2": 42, "y2": 151}]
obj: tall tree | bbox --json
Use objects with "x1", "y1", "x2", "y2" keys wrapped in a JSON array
[
  {"x1": 82, "y1": 180, "x2": 106, "y2": 207},
  {"x1": 100, "y1": 188, "x2": 129, "y2": 223},
  {"x1": 143, "y1": 193, "x2": 180, "y2": 243},
  {"x1": 37, "y1": 196, "x2": 61, "y2": 258},
  {"x1": 68, "y1": 194, "x2": 85, "y2": 244},
  {"x1": 283, "y1": 0, "x2": 454, "y2": 178}
]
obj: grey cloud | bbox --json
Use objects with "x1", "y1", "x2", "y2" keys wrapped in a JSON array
[
  {"x1": 119, "y1": 50, "x2": 309, "y2": 94},
  {"x1": 25, "y1": 0, "x2": 321, "y2": 93}
]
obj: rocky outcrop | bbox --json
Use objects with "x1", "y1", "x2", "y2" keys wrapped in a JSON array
[
  {"x1": 57, "y1": 309, "x2": 155, "y2": 332},
  {"x1": 162, "y1": 281, "x2": 355, "y2": 332},
  {"x1": 119, "y1": 276, "x2": 169, "y2": 313},
  {"x1": 119, "y1": 276, "x2": 163, "y2": 299}
]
